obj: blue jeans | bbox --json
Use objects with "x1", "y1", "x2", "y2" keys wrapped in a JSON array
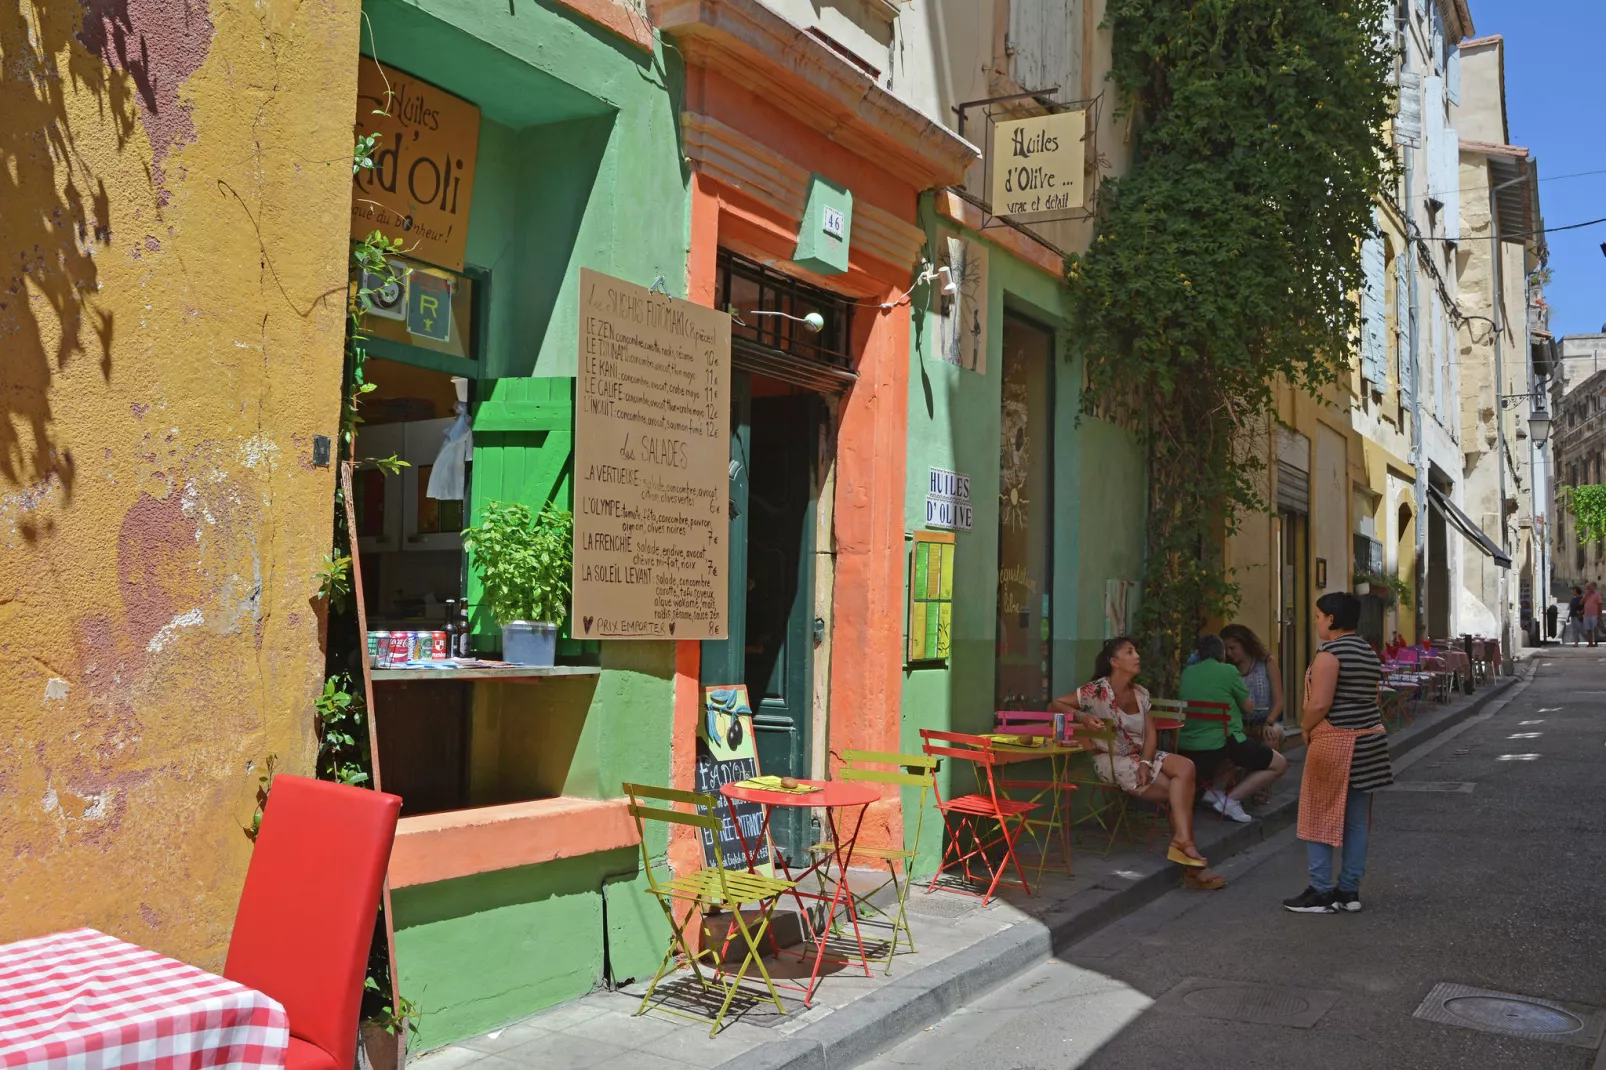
[{"x1": 1306, "y1": 787, "x2": 1372, "y2": 893}]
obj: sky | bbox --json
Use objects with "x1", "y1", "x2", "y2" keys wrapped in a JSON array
[{"x1": 1470, "y1": 0, "x2": 1606, "y2": 337}]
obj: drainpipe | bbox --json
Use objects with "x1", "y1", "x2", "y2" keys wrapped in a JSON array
[{"x1": 1405, "y1": 129, "x2": 1428, "y2": 641}]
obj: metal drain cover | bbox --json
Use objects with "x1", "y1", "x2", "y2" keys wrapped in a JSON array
[
  {"x1": 1413, "y1": 983, "x2": 1606, "y2": 1048},
  {"x1": 1382, "y1": 781, "x2": 1476, "y2": 793},
  {"x1": 1156, "y1": 977, "x2": 1339, "y2": 1028}
]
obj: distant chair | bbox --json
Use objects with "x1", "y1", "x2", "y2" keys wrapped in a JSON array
[{"x1": 224, "y1": 775, "x2": 402, "y2": 1070}]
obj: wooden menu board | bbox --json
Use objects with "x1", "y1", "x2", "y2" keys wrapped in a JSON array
[{"x1": 573, "y1": 269, "x2": 731, "y2": 639}]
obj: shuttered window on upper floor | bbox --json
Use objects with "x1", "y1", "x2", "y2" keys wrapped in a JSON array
[
  {"x1": 1360, "y1": 212, "x2": 1388, "y2": 389},
  {"x1": 1009, "y1": 0, "x2": 1082, "y2": 98}
]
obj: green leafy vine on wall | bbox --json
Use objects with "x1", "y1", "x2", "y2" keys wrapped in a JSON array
[
  {"x1": 1560, "y1": 485, "x2": 1606, "y2": 543},
  {"x1": 1066, "y1": 0, "x2": 1398, "y2": 690}
]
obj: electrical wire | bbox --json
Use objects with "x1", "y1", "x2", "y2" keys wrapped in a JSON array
[
  {"x1": 1455, "y1": 167, "x2": 1606, "y2": 196},
  {"x1": 1417, "y1": 215, "x2": 1606, "y2": 243}
]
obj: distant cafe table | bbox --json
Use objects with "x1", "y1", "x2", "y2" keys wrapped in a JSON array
[
  {"x1": 0, "y1": 928, "x2": 289, "y2": 1070},
  {"x1": 720, "y1": 778, "x2": 878, "y2": 1005}
]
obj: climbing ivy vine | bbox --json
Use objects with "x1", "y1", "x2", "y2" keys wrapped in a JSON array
[{"x1": 1067, "y1": 0, "x2": 1398, "y2": 689}]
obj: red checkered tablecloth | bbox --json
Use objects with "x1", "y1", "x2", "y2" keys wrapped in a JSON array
[{"x1": 0, "y1": 929, "x2": 288, "y2": 1070}]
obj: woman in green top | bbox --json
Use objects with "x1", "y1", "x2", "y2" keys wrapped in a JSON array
[{"x1": 1176, "y1": 634, "x2": 1288, "y2": 823}]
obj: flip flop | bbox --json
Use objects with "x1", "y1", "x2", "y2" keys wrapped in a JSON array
[{"x1": 1167, "y1": 840, "x2": 1207, "y2": 868}]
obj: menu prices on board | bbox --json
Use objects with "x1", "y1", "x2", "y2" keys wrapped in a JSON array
[{"x1": 572, "y1": 269, "x2": 731, "y2": 640}]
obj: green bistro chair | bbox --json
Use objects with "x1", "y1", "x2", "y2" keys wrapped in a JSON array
[
  {"x1": 623, "y1": 783, "x2": 797, "y2": 1036},
  {"x1": 807, "y1": 750, "x2": 939, "y2": 974}
]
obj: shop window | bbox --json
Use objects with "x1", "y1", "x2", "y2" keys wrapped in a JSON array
[{"x1": 996, "y1": 313, "x2": 1055, "y2": 709}]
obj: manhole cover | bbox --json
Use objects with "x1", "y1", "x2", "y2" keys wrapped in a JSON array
[
  {"x1": 1413, "y1": 983, "x2": 1606, "y2": 1048},
  {"x1": 1156, "y1": 977, "x2": 1339, "y2": 1028},
  {"x1": 1382, "y1": 782, "x2": 1475, "y2": 793}
]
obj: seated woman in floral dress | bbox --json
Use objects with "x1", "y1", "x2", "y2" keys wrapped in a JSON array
[{"x1": 1050, "y1": 637, "x2": 1226, "y2": 890}]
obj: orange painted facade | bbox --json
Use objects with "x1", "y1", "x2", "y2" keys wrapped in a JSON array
[{"x1": 665, "y1": 6, "x2": 976, "y2": 860}]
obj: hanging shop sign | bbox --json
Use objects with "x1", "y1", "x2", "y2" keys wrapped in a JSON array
[
  {"x1": 925, "y1": 467, "x2": 973, "y2": 532},
  {"x1": 988, "y1": 110, "x2": 1087, "y2": 219},
  {"x1": 352, "y1": 61, "x2": 481, "y2": 272},
  {"x1": 573, "y1": 268, "x2": 732, "y2": 639}
]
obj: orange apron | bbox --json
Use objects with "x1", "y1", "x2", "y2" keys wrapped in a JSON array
[{"x1": 1297, "y1": 720, "x2": 1385, "y2": 846}]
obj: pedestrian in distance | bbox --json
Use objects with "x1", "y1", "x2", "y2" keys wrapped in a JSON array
[
  {"x1": 1176, "y1": 634, "x2": 1288, "y2": 822},
  {"x1": 1585, "y1": 582, "x2": 1603, "y2": 648},
  {"x1": 1285, "y1": 592, "x2": 1394, "y2": 914},
  {"x1": 1051, "y1": 637, "x2": 1227, "y2": 891},
  {"x1": 1568, "y1": 586, "x2": 1584, "y2": 646}
]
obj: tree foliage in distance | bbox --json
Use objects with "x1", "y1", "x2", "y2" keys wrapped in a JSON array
[{"x1": 1067, "y1": 0, "x2": 1397, "y2": 688}]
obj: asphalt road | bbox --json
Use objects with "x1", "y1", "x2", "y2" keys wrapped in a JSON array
[{"x1": 858, "y1": 648, "x2": 1606, "y2": 1070}]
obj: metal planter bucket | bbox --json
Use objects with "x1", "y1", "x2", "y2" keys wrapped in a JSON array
[{"x1": 501, "y1": 621, "x2": 557, "y2": 666}]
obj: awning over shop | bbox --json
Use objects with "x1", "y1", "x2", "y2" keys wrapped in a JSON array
[{"x1": 1428, "y1": 486, "x2": 1512, "y2": 568}]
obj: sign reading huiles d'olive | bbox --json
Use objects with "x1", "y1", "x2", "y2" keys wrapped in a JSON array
[
  {"x1": 989, "y1": 109, "x2": 1087, "y2": 219},
  {"x1": 573, "y1": 269, "x2": 731, "y2": 640},
  {"x1": 352, "y1": 61, "x2": 480, "y2": 272}
]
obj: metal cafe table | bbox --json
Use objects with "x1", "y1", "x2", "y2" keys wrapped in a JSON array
[{"x1": 719, "y1": 777, "x2": 879, "y2": 1005}]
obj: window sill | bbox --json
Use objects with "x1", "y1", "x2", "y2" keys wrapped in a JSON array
[{"x1": 388, "y1": 796, "x2": 638, "y2": 888}]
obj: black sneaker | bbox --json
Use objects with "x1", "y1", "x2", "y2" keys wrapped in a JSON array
[
  {"x1": 1334, "y1": 889, "x2": 1362, "y2": 912},
  {"x1": 1283, "y1": 886, "x2": 1337, "y2": 913}
]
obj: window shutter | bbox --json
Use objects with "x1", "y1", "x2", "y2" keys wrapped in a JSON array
[
  {"x1": 1447, "y1": 45, "x2": 1461, "y2": 105},
  {"x1": 1360, "y1": 225, "x2": 1388, "y2": 387},
  {"x1": 1009, "y1": 0, "x2": 1081, "y2": 99},
  {"x1": 1423, "y1": 75, "x2": 1459, "y2": 243},
  {"x1": 1395, "y1": 71, "x2": 1422, "y2": 148},
  {"x1": 1396, "y1": 255, "x2": 1414, "y2": 403},
  {"x1": 468, "y1": 375, "x2": 582, "y2": 652}
]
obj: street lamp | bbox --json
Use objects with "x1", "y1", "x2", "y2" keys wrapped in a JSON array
[{"x1": 1528, "y1": 408, "x2": 1552, "y2": 448}]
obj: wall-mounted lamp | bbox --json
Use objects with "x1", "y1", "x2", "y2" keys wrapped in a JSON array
[
  {"x1": 934, "y1": 265, "x2": 958, "y2": 295},
  {"x1": 727, "y1": 306, "x2": 825, "y2": 333}
]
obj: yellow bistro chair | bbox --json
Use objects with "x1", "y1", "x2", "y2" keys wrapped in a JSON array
[
  {"x1": 807, "y1": 750, "x2": 938, "y2": 974},
  {"x1": 624, "y1": 783, "x2": 797, "y2": 1036}
]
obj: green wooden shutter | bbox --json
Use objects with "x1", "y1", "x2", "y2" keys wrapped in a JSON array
[{"x1": 468, "y1": 375, "x2": 592, "y2": 655}]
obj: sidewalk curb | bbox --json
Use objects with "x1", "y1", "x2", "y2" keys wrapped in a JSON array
[{"x1": 714, "y1": 672, "x2": 1526, "y2": 1070}]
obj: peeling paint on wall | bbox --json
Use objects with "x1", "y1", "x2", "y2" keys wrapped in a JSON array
[{"x1": 0, "y1": 0, "x2": 362, "y2": 967}]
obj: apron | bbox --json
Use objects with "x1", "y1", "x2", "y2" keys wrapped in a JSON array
[{"x1": 1297, "y1": 720, "x2": 1385, "y2": 845}]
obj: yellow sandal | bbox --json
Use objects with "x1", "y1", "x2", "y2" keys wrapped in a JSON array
[
  {"x1": 1185, "y1": 869, "x2": 1227, "y2": 891},
  {"x1": 1167, "y1": 840, "x2": 1208, "y2": 868}
]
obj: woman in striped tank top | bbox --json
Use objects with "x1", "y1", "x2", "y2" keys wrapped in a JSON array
[{"x1": 1284, "y1": 592, "x2": 1394, "y2": 914}]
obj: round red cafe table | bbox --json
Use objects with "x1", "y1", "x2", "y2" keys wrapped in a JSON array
[{"x1": 719, "y1": 778, "x2": 878, "y2": 1005}]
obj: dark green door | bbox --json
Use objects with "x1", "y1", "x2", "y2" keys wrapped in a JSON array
[
  {"x1": 744, "y1": 393, "x2": 818, "y2": 865},
  {"x1": 701, "y1": 378, "x2": 818, "y2": 865}
]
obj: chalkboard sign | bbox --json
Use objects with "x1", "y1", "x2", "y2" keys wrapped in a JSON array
[
  {"x1": 694, "y1": 686, "x2": 772, "y2": 873},
  {"x1": 693, "y1": 739, "x2": 771, "y2": 872}
]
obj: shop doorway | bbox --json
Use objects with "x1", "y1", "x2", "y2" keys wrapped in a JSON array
[
  {"x1": 744, "y1": 388, "x2": 819, "y2": 863},
  {"x1": 705, "y1": 250, "x2": 852, "y2": 866},
  {"x1": 1276, "y1": 510, "x2": 1309, "y2": 718},
  {"x1": 995, "y1": 313, "x2": 1055, "y2": 709}
]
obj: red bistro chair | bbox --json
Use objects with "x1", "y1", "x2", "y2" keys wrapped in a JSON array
[
  {"x1": 919, "y1": 729, "x2": 1039, "y2": 904},
  {"x1": 1182, "y1": 700, "x2": 1237, "y2": 820},
  {"x1": 225, "y1": 775, "x2": 403, "y2": 1070}
]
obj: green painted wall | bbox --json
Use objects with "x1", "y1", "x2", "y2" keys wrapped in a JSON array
[
  {"x1": 362, "y1": 0, "x2": 689, "y2": 1047},
  {"x1": 899, "y1": 198, "x2": 1145, "y2": 878},
  {"x1": 395, "y1": 643, "x2": 674, "y2": 1049}
]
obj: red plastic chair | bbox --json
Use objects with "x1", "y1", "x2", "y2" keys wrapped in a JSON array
[
  {"x1": 225, "y1": 775, "x2": 403, "y2": 1070},
  {"x1": 919, "y1": 729, "x2": 1039, "y2": 904}
]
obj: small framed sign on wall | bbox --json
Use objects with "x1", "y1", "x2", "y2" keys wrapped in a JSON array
[{"x1": 1316, "y1": 558, "x2": 1328, "y2": 589}]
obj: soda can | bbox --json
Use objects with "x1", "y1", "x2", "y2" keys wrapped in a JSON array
[
  {"x1": 411, "y1": 631, "x2": 431, "y2": 662},
  {"x1": 1053, "y1": 712, "x2": 1065, "y2": 743},
  {"x1": 388, "y1": 632, "x2": 413, "y2": 666},
  {"x1": 369, "y1": 631, "x2": 390, "y2": 668},
  {"x1": 430, "y1": 631, "x2": 449, "y2": 660}
]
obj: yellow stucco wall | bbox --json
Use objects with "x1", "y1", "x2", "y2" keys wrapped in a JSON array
[{"x1": 1, "y1": 0, "x2": 361, "y2": 967}]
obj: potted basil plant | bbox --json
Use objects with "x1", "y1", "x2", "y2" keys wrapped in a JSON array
[{"x1": 462, "y1": 500, "x2": 573, "y2": 666}]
